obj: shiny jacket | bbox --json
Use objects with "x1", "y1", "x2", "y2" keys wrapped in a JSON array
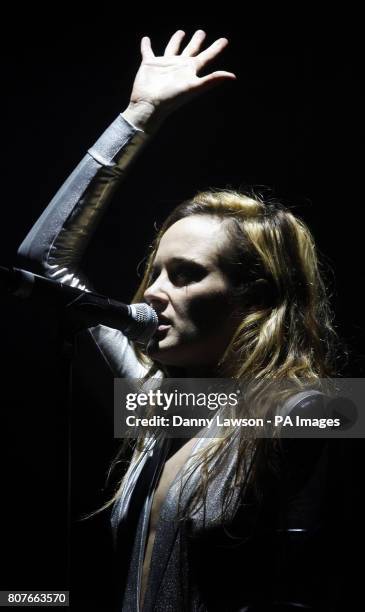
[{"x1": 16, "y1": 115, "x2": 341, "y2": 611}]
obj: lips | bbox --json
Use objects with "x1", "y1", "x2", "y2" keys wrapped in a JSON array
[
  {"x1": 156, "y1": 314, "x2": 171, "y2": 334},
  {"x1": 158, "y1": 314, "x2": 171, "y2": 326}
]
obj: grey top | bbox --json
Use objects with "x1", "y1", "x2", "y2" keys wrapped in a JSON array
[
  {"x1": 17, "y1": 113, "x2": 157, "y2": 379},
  {"x1": 16, "y1": 115, "x2": 338, "y2": 611}
]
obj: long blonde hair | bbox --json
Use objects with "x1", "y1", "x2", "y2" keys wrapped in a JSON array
[{"x1": 90, "y1": 188, "x2": 343, "y2": 520}]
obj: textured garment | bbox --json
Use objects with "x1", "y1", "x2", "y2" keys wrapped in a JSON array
[
  {"x1": 112, "y1": 393, "x2": 338, "y2": 612},
  {"x1": 17, "y1": 115, "x2": 340, "y2": 611},
  {"x1": 17, "y1": 113, "x2": 154, "y2": 378}
]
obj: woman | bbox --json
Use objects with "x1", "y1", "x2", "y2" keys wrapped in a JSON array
[{"x1": 17, "y1": 30, "x2": 342, "y2": 611}]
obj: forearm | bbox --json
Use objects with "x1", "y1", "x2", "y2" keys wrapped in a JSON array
[{"x1": 16, "y1": 114, "x2": 151, "y2": 289}]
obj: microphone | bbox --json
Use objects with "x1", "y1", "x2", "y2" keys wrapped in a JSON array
[{"x1": 0, "y1": 265, "x2": 158, "y2": 343}]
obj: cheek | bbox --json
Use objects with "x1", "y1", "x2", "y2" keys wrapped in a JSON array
[{"x1": 178, "y1": 286, "x2": 234, "y2": 333}]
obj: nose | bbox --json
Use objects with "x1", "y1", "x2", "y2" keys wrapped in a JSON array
[{"x1": 143, "y1": 271, "x2": 169, "y2": 312}]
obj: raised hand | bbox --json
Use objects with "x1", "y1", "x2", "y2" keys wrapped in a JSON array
[{"x1": 125, "y1": 30, "x2": 236, "y2": 125}]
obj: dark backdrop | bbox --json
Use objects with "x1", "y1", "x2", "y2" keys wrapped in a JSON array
[{"x1": 1, "y1": 19, "x2": 363, "y2": 611}]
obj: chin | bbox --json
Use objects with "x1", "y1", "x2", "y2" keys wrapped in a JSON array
[
  {"x1": 147, "y1": 343, "x2": 211, "y2": 370},
  {"x1": 146, "y1": 332, "x2": 221, "y2": 368},
  {"x1": 147, "y1": 336, "x2": 173, "y2": 357},
  {"x1": 146, "y1": 339, "x2": 185, "y2": 367},
  {"x1": 147, "y1": 344, "x2": 182, "y2": 365}
]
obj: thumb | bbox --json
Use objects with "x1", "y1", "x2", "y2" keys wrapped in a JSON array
[{"x1": 196, "y1": 71, "x2": 237, "y2": 91}]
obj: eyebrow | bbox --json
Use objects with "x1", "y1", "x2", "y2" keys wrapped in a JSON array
[{"x1": 151, "y1": 257, "x2": 207, "y2": 272}]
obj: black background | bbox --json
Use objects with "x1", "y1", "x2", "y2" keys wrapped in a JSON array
[{"x1": 1, "y1": 17, "x2": 363, "y2": 611}]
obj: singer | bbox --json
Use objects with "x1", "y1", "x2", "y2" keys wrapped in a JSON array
[{"x1": 17, "y1": 30, "x2": 344, "y2": 611}]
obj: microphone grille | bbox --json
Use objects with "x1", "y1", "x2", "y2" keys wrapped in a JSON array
[{"x1": 128, "y1": 303, "x2": 158, "y2": 343}]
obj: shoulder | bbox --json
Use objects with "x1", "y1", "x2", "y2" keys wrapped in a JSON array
[
  {"x1": 86, "y1": 324, "x2": 163, "y2": 378},
  {"x1": 277, "y1": 389, "x2": 333, "y2": 470},
  {"x1": 280, "y1": 389, "x2": 329, "y2": 419}
]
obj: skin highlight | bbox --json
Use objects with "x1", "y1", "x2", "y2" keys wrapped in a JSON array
[{"x1": 144, "y1": 215, "x2": 241, "y2": 373}]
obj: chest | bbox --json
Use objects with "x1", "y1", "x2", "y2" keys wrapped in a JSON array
[{"x1": 149, "y1": 437, "x2": 198, "y2": 533}]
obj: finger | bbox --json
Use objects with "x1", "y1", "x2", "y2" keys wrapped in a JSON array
[
  {"x1": 163, "y1": 30, "x2": 186, "y2": 56},
  {"x1": 194, "y1": 71, "x2": 237, "y2": 93},
  {"x1": 195, "y1": 38, "x2": 229, "y2": 72},
  {"x1": 141, "y1": 36, "x2": 155, "y2": 60},
  {"x1": 181, "y1": 29, "x2": 207, "y2": 56}
]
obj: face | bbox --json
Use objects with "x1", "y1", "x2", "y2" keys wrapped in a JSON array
[{"x1": 143, "y1": 215, "x2": 240, "y2": 369}]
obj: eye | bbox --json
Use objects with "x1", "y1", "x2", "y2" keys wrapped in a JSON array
[
  {"x1": 169, "y1": 263, "x2": 207, "y2": 286},
  {"x1": 147, "y1": 261, "x2": 208, "y2": 288}
]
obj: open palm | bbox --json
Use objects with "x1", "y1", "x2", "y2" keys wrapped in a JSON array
[{"x1": 129, "y1": 30, "x2": 236, "y2": 116}]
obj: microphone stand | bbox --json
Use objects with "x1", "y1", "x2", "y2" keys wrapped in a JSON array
[
  {"x1": 59, "y1": 320, "x2": 75, "y2": 593},
  {"x1": 1, "y1": 265, "x2": 117, "y2": 596},
  {"x1": 55, "y1": 311, "x2": 88, "y2": 592},
  {"x1": 1, "y1": 263, "x2": 157, "y2": 599}
]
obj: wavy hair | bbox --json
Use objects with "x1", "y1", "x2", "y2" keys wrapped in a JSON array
[{"x1": 88, "y1": 187, "x2": 344, "y2": 521}]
